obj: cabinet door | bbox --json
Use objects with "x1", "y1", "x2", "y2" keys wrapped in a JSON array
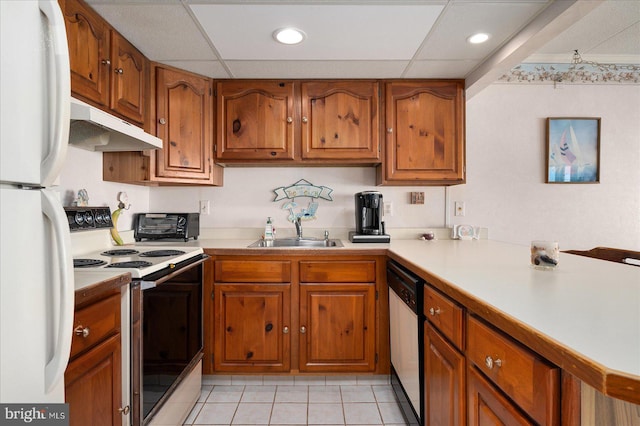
[
  {"x1": 301, "y1": 81, "x2": 380, "y2": 161},
  {"x1": 467, "y1": 367, "x2": 533, "y2": 426},
  {"x1": 381, "y1": 81, "x2": 465, "y2": 185},
  {"x1": 214, "y1": 283, "x2": 291, "y2": 372},
  {"x1": 65, "y1": 334, "x2": 122, "y2": 426},
  {"x1": 424, "y1": 324, "x2": 465, "y2": 426},
  {"x1": 216, "y1": 81, "x2": 296, "y2": 161},
  {"x1": 299, "y1": 283, "x2": 376, "y2": 372},
  {"x1": 153, "y1": 66, "x2": 215, "y2": 183},
  {"x1": 62, "y1": 0, "x2": 110, "y2": 107},
  {"x1": 110, "y1": 31, "x2": 147, "y2": 124}
]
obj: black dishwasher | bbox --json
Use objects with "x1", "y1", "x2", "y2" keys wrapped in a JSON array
[{"x1": 387, "y1": 260, "x2": 424, "y2": 426}]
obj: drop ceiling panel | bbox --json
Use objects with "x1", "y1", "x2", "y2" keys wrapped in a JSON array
[
  {"x1": 534, "y1": 1, "x2": 640, "y2": 57},
  {"x1": 225, "y1": 60, "x2": 410, "y2": 79},
  {"x1": 416, "y1": 1, "x2": 550, "y2": 60},
  {"x1": 190, "y1": 4, "x2": 444, "y2": 60},
  {"x1": 88, "y1": 4, "x2": 216, "y2": 60}
]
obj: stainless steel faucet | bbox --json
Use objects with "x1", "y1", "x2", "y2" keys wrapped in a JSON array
[{"x1": 294, "y1": 217, "x2": 303, "y2": 239}]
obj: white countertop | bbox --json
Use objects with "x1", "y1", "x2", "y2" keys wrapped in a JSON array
[{"x1": 73, "y1": 232, "x2": 640, "y2": 397}]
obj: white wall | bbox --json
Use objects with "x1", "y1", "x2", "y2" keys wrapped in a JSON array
[
  {"x1": 59, "y1": 83, "x2": 640, "y2": 250},
  {"x1": 149, "y1": 168, "x2": 446, "y2": 235},
  {"x1": 450, "y1": 83, "x2": 640, "y2": 250},
  {"x1": 58, "y1": 146, "x2": 151, "y2": 230}
]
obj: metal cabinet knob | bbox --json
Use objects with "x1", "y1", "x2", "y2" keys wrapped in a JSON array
[
  {"x1": 101, "y1": 59, "x2": 111, "y2": 66},
  {"x1": 302, "y1": 116, "x2": 308, "y2": 123},
  {"x1": 387, "y1": 128, "x2": 393, "y2": 133},
  {"x1": 286, "y1": 117, "x2": 293, "y2": 123},
  {"x1": 283, "y1": 326, "x2": 289, "y2": 334},
  {"x1": 429, "y1": 307, "x2": 441, "y2": 316},
  {"x1": 159, "y1": 118, "x2": 166, "y2": 125},
  {"x1": 74, "y1": 325, "x2": 90, "y2": 338},
  {"x1": 300, "y1": 326, "x2": 307, "y2": 334},
  {"x1": 114, "y1": 68, "x2": 124, "y2": 74},
  {"x1": 485, "y1": 356, "x2": 502, "y2": 369},
  {"x1": 118, "y1": 406, "x2": 130, "y2": 415}
]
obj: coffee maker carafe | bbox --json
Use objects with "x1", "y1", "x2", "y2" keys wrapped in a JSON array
[{"x1": 349, "y1": 191, "x2": 390, "y2": 243}]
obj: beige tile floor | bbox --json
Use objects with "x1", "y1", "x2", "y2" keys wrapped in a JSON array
[{"x1": 183, "y1": 375, "x2": 409, "y2": 426}]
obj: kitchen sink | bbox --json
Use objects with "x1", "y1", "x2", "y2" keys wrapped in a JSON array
[{"x1": 248, "y1": 238, "x2": 344, "y2": 248}]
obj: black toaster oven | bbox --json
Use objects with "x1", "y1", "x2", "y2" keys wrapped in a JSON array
[{"x1": 134, "y1": 213, "x2": 199, "y2": 241}]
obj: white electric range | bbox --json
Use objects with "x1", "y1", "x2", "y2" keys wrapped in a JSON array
[{"x1": 66, "y1": 207, "x2": 206, "y2": 426}]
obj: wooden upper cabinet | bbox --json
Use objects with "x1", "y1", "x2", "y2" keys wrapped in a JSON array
[
  {"x1": 61, "y1": 0, "x2": 147, "y2": 125},
  {"x1": 301, "y1": 81, "x2": 380, "y2": 161},
  {"x1": 152, "y1": 66, "x2": 217, "y2": 184},
  {"x1": 378, "y1": 80, "x2": 465, "y2": 185},
  {"x1": 216, "y1": 81, "x2": 296, "y2": 162},
  {"x1": 62, "y1": 0, "x2": 110, "y2": 108},
  {"x1": 110, "y1": 32, "x2": 147, "y2": 124}
]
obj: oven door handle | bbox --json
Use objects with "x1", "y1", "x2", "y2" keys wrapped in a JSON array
[{"x1": 140, "y1": 254, "x2": 209, "y2": 290}]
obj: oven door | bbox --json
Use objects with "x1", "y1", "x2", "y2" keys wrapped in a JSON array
[{"x1": 133, "y1": 254, "x2": 208, "y2": 426}]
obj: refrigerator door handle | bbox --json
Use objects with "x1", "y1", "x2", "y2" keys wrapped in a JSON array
[
  {"x1": 42, "y1": 189, "x2": 74, "y2": 392},
  {"x1": 39, "y1": 0, "x2": 70, "y2": 187}
]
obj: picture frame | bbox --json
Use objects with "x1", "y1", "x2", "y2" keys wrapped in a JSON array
[{"x1": 546, "y1": 117, "x2": 601, "y2": 183}]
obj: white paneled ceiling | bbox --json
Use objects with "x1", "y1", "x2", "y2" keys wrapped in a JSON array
[{"x1": 86, "y1": 0, "x2": 640, "y2": 95}]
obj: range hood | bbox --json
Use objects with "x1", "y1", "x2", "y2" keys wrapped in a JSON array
[{"x1": 68, "y1": 97, "x2": 162, "y2": 151}]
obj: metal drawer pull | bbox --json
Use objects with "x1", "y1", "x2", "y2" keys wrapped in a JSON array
[
  {"x1": 302, "y1": 116, "x2": 308, "y2": 123},
  {"x1": 119, "y1": 406, "x2": 130, "y2": 415},
  {"x1": 429, "y1": 307, "x2": 441, "y2": 316},
  {"x1": 114, "y1": 68, "x2": 123, "y2": 74},
  {"x1": 485, "y1": 356, "x2": 502, "y2": 369},
  {"x1": 74, "y1": 325, "x2": 90, "y2": 338},
  {"x1": 283, "y1": 326, "x2": 289, "y2": 334},
  {"x1": 287, "y1": 117, "x2": 293, "y2": 123},
  {"x1": 300, "y1": 326, "x2": 306, "y2": 334},
  {"x1": 101, "y1": 59, "x2": 111, "y2": 66}
]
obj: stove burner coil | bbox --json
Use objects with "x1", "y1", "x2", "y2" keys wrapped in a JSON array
[
  {"x1": 106, "y1": 261, "x2": 153, "y2": 269},
  {"x1": 74, "y1": 259, "x2": 107, "y2": 268},
  {"x1": 101, "y1": 249, "x2": 140, "y2": 256},
  {"x1": 139, "y1": 250, "x2": 185, "y2": 257}
]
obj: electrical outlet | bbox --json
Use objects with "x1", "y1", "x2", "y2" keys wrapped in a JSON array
[
  {"x1": 383, "y1": 202, "x2": 393, "y2": 216},
  {"x1": 455, "y1": 201, "x2": 465, "y2": 217},
  {"x1": 199, "y1": 200, "x2": 210, "y2": 215}
]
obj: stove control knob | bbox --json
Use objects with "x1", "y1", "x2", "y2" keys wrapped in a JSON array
[
  {"x1": 84, "y1": 211, "x2": 94, "y2": 225},
  {"x1": 74, "y1": 212, "x2": 84, "y2": 225}
]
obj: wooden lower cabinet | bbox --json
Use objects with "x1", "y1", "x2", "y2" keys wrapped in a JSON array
[
  {"x1": 299, "y1": 283, "x2": 376, "y2": 372},
  {"x1": 65, "y1": 288, "x2": 126, "y2": 426},
  {"x1": 214, "y1": 283, "x2": 291, "y2": 372},
  {"x1": 424, "y1": 324, "x2": 465, "y2": 426},
  {"x1": 65, "y1": 334, "x2": 122, "y2": 426},
  {"x1": 467, "y1": 366, "x2": 533, "y2": 426},
  {"x1": 205, "y1": 255, "x2": 385, "y2": 375}
]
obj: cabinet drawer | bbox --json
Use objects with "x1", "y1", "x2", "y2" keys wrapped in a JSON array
[
  {"x1": 467, "y1": 316, "x2": 560, "y2": 425},
  {"x1": 215, "y1": 260, "x2": 291, "y2": 283},
  {"x1": 70, "y1": 294, "x2": 120, "y2": 359},
  {"x1": 300, "y1": 261, "x2": 376, "y2": 283},
  {"x1": 424, "y1": 285, "x2": 464, "y2": 350}
]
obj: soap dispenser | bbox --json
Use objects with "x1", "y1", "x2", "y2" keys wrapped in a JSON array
[{"x1": 264, "y1": 217, "x2": 274, "y2": 241}]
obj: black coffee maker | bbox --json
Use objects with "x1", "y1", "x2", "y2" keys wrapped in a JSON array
[{"x1": 349, "y1": 191, "x2": 390, "y2": 243}]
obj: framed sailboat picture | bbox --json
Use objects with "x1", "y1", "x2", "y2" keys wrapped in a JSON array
[{"x1": 546, "y1": 117, "x2": 601, "y2": 183}]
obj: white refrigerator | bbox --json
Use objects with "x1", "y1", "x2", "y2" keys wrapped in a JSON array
[{"x1": 0, "y1": 0, "x2": 74, "y2": 403}]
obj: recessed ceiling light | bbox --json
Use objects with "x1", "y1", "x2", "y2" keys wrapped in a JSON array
[
  {"x1": 468, "y1": 33, "x2": 489, "y2": 44},
  {"x1": 273, "y1": 28, "x2": 306, "y2": 45}
]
